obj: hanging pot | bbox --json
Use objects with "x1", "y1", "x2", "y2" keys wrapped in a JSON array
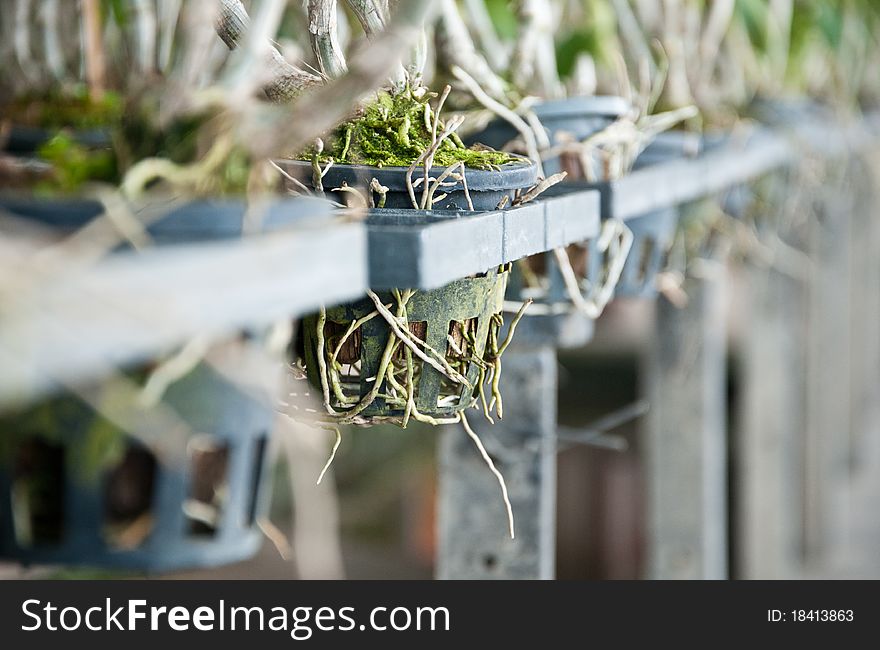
[
  {"x1": 610, "y1": 207, "x2": 678, "y2": 299},
  {"x1": 301, "y1": 266, "x2": 510, "y2": 425},
  {"x1": 283, "y1": 152, "x2": 540, "y2": 426},
  {"x1": 467, "y1": 97, "x2": 632, "y2": 339}
]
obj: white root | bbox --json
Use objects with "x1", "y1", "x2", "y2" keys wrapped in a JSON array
[
  {"x1": 138, "y1": 335, "x2": 211, "y2": 409},
  {"x1": 510, "y1": 0, "x2": 562, "y2": 99},
  {"x1": 270, "y1": 160, "x2": 313, "y2": 195},
  {"x1": 435, "y1": 0, "x2": 508, "y2": 102},
  {"x1": 462, "y1": 0, "x2": 506, "y2": 72},
  {"x1": 157, "y1": 0, "x2": 184, "y2": 72},
  {"x1": 513, "y1": 172, "x2": 567, "y2": 206},
  {"x1": 405, "y1": 105, "x2": 465, "y2": 210},
  {"x1": 366, "y1": 290, "x2": 471, "y2": 386},
  {"x1": 459, "y1": 411, "x2": 515, "y2": 540},
  {"x1": 258, "y1": 517, "x2": 293, "y2": 560},
  {"x1": 316, "y1": 426, "x2": 342, "y2": 485},
  {"x1": 451, "y1": 64, "x2": 544, "y2": 177},
  {"x1": 132, "y1": 0, "x2": 158, "y2": 73},
  {"x1": 552, "y1": 218, "x2": 635, "y2": 320},
  {"x1": 40, "y1": 0, "x2": 66, "y2": 80},
  {"x1": 14, "y1": 0, "x2": 37, "y2": 82}
]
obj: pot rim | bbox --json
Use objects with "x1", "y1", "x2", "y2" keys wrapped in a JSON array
[
  {"x1": 0, "y1": 195, "x2": 336, "y2": 238},
  {"x1": 531, "y1": 95, "x2": 631, "y2": 120},
  {"x1": 275, "y1": 155, "x2": 539, "y2": 192}
]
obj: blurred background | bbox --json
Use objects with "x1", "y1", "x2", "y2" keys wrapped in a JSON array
[{"x1": 2, "y1": 0, "x2": 880, "y2": 580}]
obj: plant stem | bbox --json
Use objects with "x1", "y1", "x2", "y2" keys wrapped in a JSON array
[
  {"x1": 81, "y1": 0, "x2": 106, "y2": 100},
  {"x1": 217, "y1": 0, "x2": 322, "y2": 102},
  {"x1": 435, "y1": 0, "x2": 508, "y2": 102},
  {"x1": 307, "y1": 0, "x2": 348, "y2": 79},
  {"x1": 243, "y1": 0, "x2": 434, "y2": 159}
]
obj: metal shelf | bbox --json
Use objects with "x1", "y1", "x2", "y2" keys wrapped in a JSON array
[
  {"x1": 367, "y1": 188, "x2": 601, "y2": 290},
  {"x1": 5, "y1": 120, "x2": 850, "y2": 408},
  {"x1": 0, "y1": 217, "x2": 366, "y2": 408}
]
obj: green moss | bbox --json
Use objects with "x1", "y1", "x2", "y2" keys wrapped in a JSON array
[
  {"x1": 36, "y1": 133, "x2": 117, "y2": 193},
  {"x1": 21, "y1": 100, "x2": 250, "y2": 195},
  {"x1": 301, "y1": 88, "x2": 518, "y2": 169}
]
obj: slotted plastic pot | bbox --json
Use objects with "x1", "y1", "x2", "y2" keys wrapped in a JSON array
[
  {"x1": 608, "y1": 134, "x2": 698, "y2": 298},
  {"x1": 0, "y1": 197, "x2": 336, "y2": 571},
  {"x1": 283, "y1": 148, "x2": 539, "y2": 425},
  {"x1": 0, "y1": 363, "x2": 272, "y2": 572},
  {"x1": 609, "y1": 208, "x2": 678, "y2": 298},
  {"x1": 467, "y1": 96, "x2": 632, "y2": 342},
  {"x1": 303, "y1": 265, "x2": 509, "y2": 421}
]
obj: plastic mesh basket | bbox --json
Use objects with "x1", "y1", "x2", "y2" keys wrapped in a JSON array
[
  {"x1": 303, "y1": 267, "x2": 509, "y2": 422},
  {"x1": 0, "y1": 364, "x2": 272, "y2": 572}
]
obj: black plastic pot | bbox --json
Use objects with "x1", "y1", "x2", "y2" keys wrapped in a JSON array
[
  {"x1": 302, "y1": 266, "x2": 509, "y2": 422},
  {"x1": 280, "y1": 151, "x2": 536, "y2": 425},
  {"x1": 0, "y1": 196, "x2": 336, "y2": 571},
  {"x1": 0, "y1": 195, "x2": 335, "y2": 243},
  {"x1": 611, "y1": 207, "x2": 678, "y2": 298},
  {"x1": 0, "y1": 363, "x2": 273, "y2": 572},
  {"x1": 275, "y1": 156, "x2": 538, "y2": 211},
  {"x1": 466, "y1": 95, "x2": 630, "y2": 176},
  {"x1": 632, "y1": 130, "x2": 704, "y2": 170},
  {"x1": 2, "y1": 125, "x2": 113, "y2": 155},
  {"x1": 467, "y1": 95, "x2": 629, "y2": 150},
  {"x1": 607, "y1": 134, "x2": 702, "y2": 298}
]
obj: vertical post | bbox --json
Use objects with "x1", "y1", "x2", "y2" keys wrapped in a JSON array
[
  {"x1": 437, "y1": 345, "x2": 557, "y2": 579},
  {"x1": 644, "y1": 261, "x2": 728, "y2": 579},
  {"x1": 837, "y1": 150, "x2": 880, "y2": 577},
  {"x1": 737, "y1": 264, "x2": 806, "y2": 579},
  {"x1": 847, "y1": 155, "x2": 880, "y2": 465},
  {"x1": 803, "y1": 168, "x2": 853, "y2": 564}
]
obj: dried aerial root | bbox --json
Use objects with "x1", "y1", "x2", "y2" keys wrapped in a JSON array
[
  {"x1": 520, "y1": 219, "x2": 634, "y2": 320},
  {"x1": 293, "y1": 271, "x2": 530, "y2": 429},
  {"x1": 288, "y1": 284, "x2": 530, "y2": 540},
  {"x1": 459, "y1": 410, "x2": 515, "y2": 539},
  {"x1": 316, "y1": 425, "x2": 342, "y2": 485}
]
